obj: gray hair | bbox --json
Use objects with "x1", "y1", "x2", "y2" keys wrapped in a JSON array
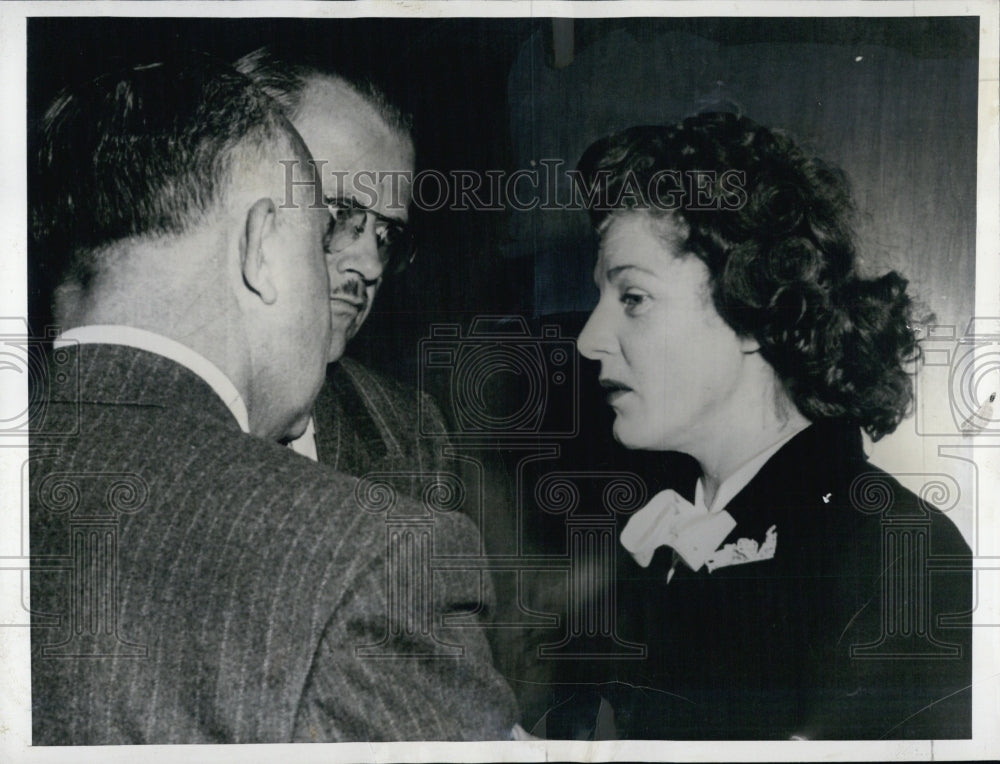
[{"x1": 233, "y1": 47, "x2": 412, "y2": 135}]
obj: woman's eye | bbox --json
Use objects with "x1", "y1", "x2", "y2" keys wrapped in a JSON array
[{"x1": 621, "y1": 291, "x2": 648, "y2": 311}]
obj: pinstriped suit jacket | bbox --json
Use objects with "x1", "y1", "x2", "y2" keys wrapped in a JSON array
[
  {"x1": 313, "y1": 357, "x2": 451, "y2": 501},
  {"x1": 29, "y1": 344, "x2": 517, "y2": 743}
]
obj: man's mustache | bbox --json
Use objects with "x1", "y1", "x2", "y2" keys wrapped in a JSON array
[{"x1": 329, "y1": 278, "x2": 368, "y2": 312}]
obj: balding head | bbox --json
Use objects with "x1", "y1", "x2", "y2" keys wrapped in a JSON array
[{"x1": 235, "y1": 50, "x2": 416, "y2": 353}]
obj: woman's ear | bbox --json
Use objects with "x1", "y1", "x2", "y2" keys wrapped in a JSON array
[
  {"x1": 739, "y1": 334, "x2": 762, "y2": 355},
  {"x1": 240, "y1": 197, "x2": 278, "y2": 305}
]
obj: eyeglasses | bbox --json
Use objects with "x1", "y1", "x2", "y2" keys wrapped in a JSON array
[{"x1": 323, "y1": 195, "x2": 416, "y2": 276}]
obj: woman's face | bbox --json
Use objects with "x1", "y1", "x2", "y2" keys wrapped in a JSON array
[{"x1": 577, "y1": 213, "x2": 757, "y2": 455}]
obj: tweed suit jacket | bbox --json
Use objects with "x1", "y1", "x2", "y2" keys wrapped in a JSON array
[
  {"x1": 30, "y1": 344, "x2": 517, "y2": 744},
  {"x1": 312, "y1": 357, "x2": 450, "y2": 501}
]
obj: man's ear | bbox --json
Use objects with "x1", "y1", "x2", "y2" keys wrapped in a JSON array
[{"x1": 240, "y1": 197, "x2": 278, "y2": 305}]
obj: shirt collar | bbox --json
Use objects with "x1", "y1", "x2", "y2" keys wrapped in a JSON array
[
  {"x1": 53, "y1": 325, "x2": 249, "y2": 433},
  {"x1": 623, "y1": 423, "x2": 812, "y2": 573},
  {"x1": 287, "y1": 416, "x2": 318, "y2": 461},
  {"x1": 694, "y1": 422, "x2": 811, "y2": 514}
]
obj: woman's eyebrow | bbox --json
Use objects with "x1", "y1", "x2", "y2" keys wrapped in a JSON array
[{"x1": 605, "y1": 264, "x2": 658, "y2": 280}]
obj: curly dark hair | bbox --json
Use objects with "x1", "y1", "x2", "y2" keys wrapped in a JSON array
[{"x1": 576, "y1": 112, "x2": 923, "y2": 440}]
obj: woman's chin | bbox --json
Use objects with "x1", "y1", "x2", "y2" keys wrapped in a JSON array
[
  {"x1": 613, "y1": 417, "x2": 678, "y2": 452},
  {"x1": 611, "y1": 420, "x2": 645, "y2": 450}
]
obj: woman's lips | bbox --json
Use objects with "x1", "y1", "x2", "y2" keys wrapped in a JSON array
[{"x1": 600, "y1": 378, "x2": 633, "y2": 404}]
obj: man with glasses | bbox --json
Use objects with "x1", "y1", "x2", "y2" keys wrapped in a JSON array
[
  {"x1": 236, "y1": 50, "x2": 451, "y2": 499},
  {"x1": 29, "y1": 55, "x2": 517, "y2": 742}
]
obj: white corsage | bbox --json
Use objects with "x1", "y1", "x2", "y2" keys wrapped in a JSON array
[{"x1": 704, "y1": 524, "x2": 777, "y2": 573}]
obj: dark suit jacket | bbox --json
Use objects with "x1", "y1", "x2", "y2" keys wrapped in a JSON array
[
  {"x1": 312, "y1": 357, "x2": 449, "y2": 501},
  {"x1": 30, "y1": 344, "x2": 517, "y2": 744},
  {"x1": 551, "y1": 422, "x2": 972, "y2": 739}
]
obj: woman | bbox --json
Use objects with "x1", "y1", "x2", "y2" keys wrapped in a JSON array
[{"x1": 570, "y1": 112, "x2": 971, "y2": 739}]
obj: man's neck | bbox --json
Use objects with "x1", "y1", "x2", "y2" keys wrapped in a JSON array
[
  {"x1": 57, "y1": 246, "x2": 252, "y2": 430},
  {"x1": 54, "y1": 324, "x2": 250, "y2": 433}
]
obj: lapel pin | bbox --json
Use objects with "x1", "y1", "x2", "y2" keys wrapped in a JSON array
[{"x1": 960, "y1": 392, "x2": 995, "y2": 434}]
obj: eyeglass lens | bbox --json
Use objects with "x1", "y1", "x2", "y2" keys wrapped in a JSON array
[{"x1": 324, "y1": 198, "x2": 414, "y2": 274}]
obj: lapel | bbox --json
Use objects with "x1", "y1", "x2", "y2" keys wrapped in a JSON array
[
  {"x1": 616, "y1": 422, "x2": 868, "y2": 581},
  {"x1": 313, "y1": 358, "x2": 400, "y2": 473},
  {"x1": 711, "y1": 421, "x2": 867, "y2": 568}
]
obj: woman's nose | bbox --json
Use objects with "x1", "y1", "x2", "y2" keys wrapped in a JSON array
[{"x1": 577, "y1": 300, "x2": 613, "y2": 360}]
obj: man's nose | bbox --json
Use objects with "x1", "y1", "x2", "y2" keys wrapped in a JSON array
[
  {"x1": 333, "y1": 214, "x2": 383, "y2": 283},
  {"x1": 577, "y1": 300, "x2": 613, "y2": 360}
]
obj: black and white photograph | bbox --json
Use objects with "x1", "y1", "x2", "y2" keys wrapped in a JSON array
[{"x1": 0, "y1": 1, "x2": 997, "y2": 761}]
